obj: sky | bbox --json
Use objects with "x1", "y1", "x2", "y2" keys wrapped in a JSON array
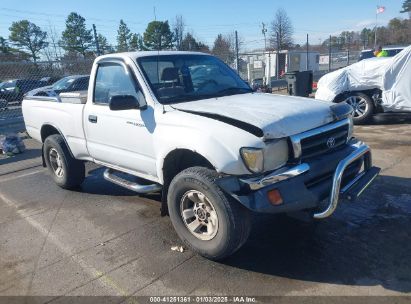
[{"x1": 0, "y1": 0, "x2": 407, "y2": 51}]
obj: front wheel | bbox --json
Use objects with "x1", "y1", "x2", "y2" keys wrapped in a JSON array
[
  {"x1": 167, "y1": 167, "x2": 251, "y2": 260},
  {"x1": 343, "y1": 92, "x2": 374, "y2": 124}
]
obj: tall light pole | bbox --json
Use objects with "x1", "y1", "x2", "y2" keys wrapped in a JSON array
[
  {"x1": 374, "y1": 11, "x2": 378, "y2": 49},
  {"x1": 92, "y1": 24, "x2": 101, "y2": 56}
]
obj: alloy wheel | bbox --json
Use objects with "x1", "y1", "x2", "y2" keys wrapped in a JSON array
[
  {"x1": 49, "y1": 148, "x2": 64, "y2": 177},
  {"x1": 180, "y1": 190, "x2": 219, "y2": 241},
  {"x1": 346, "y1": 96, "x2": 369, "y2": 118}
]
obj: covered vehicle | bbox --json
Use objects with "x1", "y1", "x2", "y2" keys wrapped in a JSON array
[
  {"x1": 316, "y1": 45, "x2": 411, "y2": 124},
  {"x1": 27, "y1": 75, "x2": 90, "y2": 97}
]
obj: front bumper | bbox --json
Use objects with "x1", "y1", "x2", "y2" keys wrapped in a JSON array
[{"x1": 217, "y1": 139, "x2": 380, "y2": 219}]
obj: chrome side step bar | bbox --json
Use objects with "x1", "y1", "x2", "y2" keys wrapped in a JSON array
[
  {"x1": 313, "y1": 141, "x2": 379, "y2": 219},
  {"x1": 103, "y1": 168, "x2": 162, "y2": 194}
]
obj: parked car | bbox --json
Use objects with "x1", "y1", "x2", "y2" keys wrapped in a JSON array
[
  {"x1": 28, "y1": 75, "x2": 90, "y2": 97},
  {"x1": 0, "y1": 79, "x2": 44, "y2": 104},
  {"x1": 39, "y1": 76, "x2": 61, "y2": 86},
  {"x1": 251, "y1": 78, "x2": 264, "y2": 90},
  {"x1": 251, "y1": 78, "x2": 286, "y2": 92},
  {"x1": 358, "y1": 46, "x2": 406, "y2": 61},
  {"x1": 316, "y1": 45, "x2": 411, "y2": 124},
  {"x1": 23, "y1": 51, "x2": 379, "y2": 260}
]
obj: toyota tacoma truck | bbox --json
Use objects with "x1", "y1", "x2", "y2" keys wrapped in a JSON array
[{"x1": 22, "y1": 51, "x2": 380, "y2": 260}]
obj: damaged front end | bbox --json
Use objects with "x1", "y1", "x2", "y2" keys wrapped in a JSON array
[{"x1": 216, "y1": 116, "x2": 380, "y2": 219}]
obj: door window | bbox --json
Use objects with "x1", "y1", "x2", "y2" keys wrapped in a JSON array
[{"x1": 94, "y1": 63, "x2": 140, "y2": 104}]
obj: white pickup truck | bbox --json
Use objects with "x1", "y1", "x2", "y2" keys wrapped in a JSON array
[{"x1": 23, "y1": 51, "x2": 380, "y2": 260}]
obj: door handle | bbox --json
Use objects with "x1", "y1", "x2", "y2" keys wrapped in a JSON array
[{"x1": 88, "y1": 115, "x2": 98, "y2": 123}]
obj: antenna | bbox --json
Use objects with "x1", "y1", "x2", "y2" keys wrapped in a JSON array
[
  {"x1": 153, "y1": 6, "x2": 164, "y2": 113},
  {"x1": 155, "y1": 6, "x2": 160, "y2": 84}
]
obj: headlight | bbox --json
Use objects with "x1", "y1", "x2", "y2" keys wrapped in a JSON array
[
  {"x1": 241, "y1": 140, "x2": 289, "y2": 174},
  {"x1": 240, "y1": 148, "x2": 264, "y2": 173}
]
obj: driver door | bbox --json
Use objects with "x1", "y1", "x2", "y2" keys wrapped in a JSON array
[{"x1": 84, "y1": 60, "x2": 157, "y2": 179}]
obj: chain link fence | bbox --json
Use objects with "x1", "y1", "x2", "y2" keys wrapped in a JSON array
[
  {"x1": 319, "y1": 50, "x2": 362, "y2": 71},
  {"x1": 0, "y1": 50, "x2": 363, "y2": 134},
  {"x1": 0, "y1": 59, "x2": 94, "y2": 134},
  {"x1": 238, "y1": 50, "x2": 362, "y2": 89}
]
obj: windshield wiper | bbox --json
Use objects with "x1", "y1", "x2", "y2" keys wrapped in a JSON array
[
  {"x1": 160, "y1": 94, "x2": 215, "y2": 104},
  {"x1": 216, "y1": 87, "x2": 253, "y2": 97},
  {"x1": 159, "y1": 87, "x2": 252, "y2": 104}
]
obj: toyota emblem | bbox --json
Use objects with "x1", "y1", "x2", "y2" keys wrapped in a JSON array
[{"x1": 326, "y1": 137, "x2": 336, "y2": 148}]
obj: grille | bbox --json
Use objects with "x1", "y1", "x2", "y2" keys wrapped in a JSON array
[{"x1": 300, "y1": 124, "x2": 349, "y2": 160}]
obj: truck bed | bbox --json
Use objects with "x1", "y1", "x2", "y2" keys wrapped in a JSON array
[{"x1": 22, "y1": 91, "x2": 92, "y2": 161}]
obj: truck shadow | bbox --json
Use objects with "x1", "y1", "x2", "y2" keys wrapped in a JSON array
[
  {"x1": 224, "y1": 175, "x2": 411, "y2": 293},
  {"x1": 369, "y1": 113, "x2": 411, "y2": 125},
  {"x1": 76, "y1": 166, "x2": 161, "y2": 199}
]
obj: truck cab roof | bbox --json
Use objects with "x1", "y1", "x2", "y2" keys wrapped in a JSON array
[{"x1": 97, "y1": 51, "x2": 210, "y2": 61}]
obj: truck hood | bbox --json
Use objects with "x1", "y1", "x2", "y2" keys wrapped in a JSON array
[{"x1": 172, "y1": 93, "x2": 336, "y2": 139}]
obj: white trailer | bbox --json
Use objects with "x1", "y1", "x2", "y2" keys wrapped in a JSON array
[{"x1": 265, "y1": 50, "x2": 320, "y2": 79}]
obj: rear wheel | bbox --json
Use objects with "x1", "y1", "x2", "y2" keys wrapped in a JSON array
[
  {"x1": 343, "y1": 92, "x2": 374, "y2": 124},
  {"x1": 44, "y1": 134, "x2": 85, "y2": 189},
  {"x1": 167, "y1": 167, "x2": 251, "y2": 260}
]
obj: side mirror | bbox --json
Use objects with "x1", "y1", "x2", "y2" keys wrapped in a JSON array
[{"x1": 109, "y1": 95, "x2": 140, "y2": 111}]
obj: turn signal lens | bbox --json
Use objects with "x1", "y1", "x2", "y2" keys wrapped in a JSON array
[{"x1": 267, "y1": 189, "x2": 283, "y2": 206}]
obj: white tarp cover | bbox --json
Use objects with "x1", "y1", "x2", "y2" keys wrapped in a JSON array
[{"x1": 316, "y1": 45, "x2": 411, "y2": 112}]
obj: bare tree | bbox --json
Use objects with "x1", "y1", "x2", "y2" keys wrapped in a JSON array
[
  {"x1": 43, "y1": 23, "x2": 62, "y2": 61},
  {"x1": 173, "y1": 15, "x2": 185, "y2": 50},
  {"x1": 269, "y1": 8, "x2": 294, "y2": 50}
]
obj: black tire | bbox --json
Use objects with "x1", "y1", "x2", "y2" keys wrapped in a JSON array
[
  {"x1": 43, "y1": 134, "x2": 85, "y2": 189},
  {"x1": 343, "y1": 92, "x2": 374, "y2": 124},
  {"x1": 167, "y1": 166, "x2": 251, "y2": 260}
]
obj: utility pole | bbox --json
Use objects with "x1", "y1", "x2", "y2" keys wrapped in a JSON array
[
  {"x1": 92, "y1": 24, "x2": 101, "y2": 56},
  {"x1": 328, "y1": 35, "x2": 332, "y2": 72},
  {"x1": 261, "y1": 23, "x2": 268, "y2": 87},
  {"x1": 276, "y1": 31, "x2": 279, "y2": 80},
  {"x1": 268, "y1": 43, "x2": 271, "y2": 87},
  {"x1": 306, "y1": 34, "x2": 309, "y2": 71},
  {"x1": 235, "y1": 30, "x2": 239, "y2": 74},
  {"x1": 347, "y1": 34, "x2": 350, "y2": 66}
]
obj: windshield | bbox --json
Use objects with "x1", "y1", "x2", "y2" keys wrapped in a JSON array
[
  {"x1": 137, "y1": 54, "x2": 251, "y2": 104},
  {"x1": 52, "y1": 77, "x2": 76, "y2": 90}
]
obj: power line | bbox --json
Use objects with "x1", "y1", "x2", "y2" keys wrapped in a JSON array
[{"x1": 0, "y1": 7, "x2": 144, "y2": 25}]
